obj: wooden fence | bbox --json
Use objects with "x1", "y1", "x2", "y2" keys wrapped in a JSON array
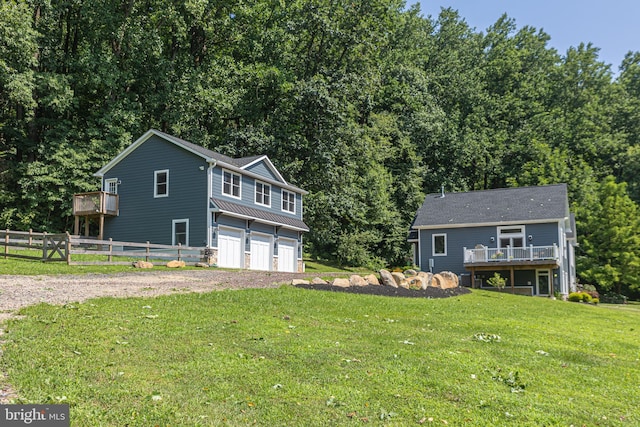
[
  {"x1": 2, "y1": 229, "x2": 208, "y2": 265},
  {"x1": 2, "y1": 229, "x2": 68, "y2": 262}
]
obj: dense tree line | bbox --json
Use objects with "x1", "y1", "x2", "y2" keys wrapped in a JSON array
[{"x1": 1, "y1": 0, "x2": 639, "y2": 296}]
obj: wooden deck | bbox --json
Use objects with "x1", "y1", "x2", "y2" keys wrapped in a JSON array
[{"x1": 73, "y1": 192, "x2": 119, "y2": 238}]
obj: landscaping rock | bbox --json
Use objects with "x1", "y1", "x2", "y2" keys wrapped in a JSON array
[
  {"x1": 195, "y1": 262, "x2": 210, "y2": 268},
  {"x1": 332, "y1": 278, "x2": 351, "y2": 288},
  {"x1": 132, "y1": 261, "x2": 153, "y2": 269},
  {"x1": 350, "y1": 275, "x2": 368, "y2": 287},
  {"x1": 311, "y1": 277, "x2": 328, "y2": 285},
  {"x1": 439, "y1": 271, "x2": 459, "y2": 289},
  {"x1": 292, "y1": 279, "x2": 310, "y2": 285},
  {"x1": 364, "y1": 274, "x2": 380, "y2": 286},
  {"x1": 167, "y1": 260, "x2": 186, "y2": 268},
  {"x1": 391, "y1": 272, "x2": 405, "y2": 287},
  {"x1": 404, "y1": 269, "x2": 418, "y2": 277},
  {"x1": 378, "y1": 269, "x2": 397, "y2": 287}
]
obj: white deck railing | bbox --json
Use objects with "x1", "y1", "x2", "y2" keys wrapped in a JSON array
[{"x1": 463, "y1": 244, "x2": 558, "y2": 263}]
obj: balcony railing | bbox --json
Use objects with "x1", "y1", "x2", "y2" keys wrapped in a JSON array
[
  {"x1": 73, "y1": 192, "x2": 119, "y2": 216},
  {"x1": 463, "y1": 244, "x2": 558, "y2": 264}
]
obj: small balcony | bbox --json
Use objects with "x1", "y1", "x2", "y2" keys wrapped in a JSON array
[
  {"x1": 463, "y1": 244, "x2": 559, "y2": 267},
  {"x1": 73, "y1": 192, "x2": 119, "y2": 217}
]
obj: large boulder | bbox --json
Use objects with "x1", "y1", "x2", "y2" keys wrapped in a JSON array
[
  {"x1": 417, "y1": 271, "x2": 433, "y2": 289},
  {"x1": 311, "y1": 277, "x2": 328, "y2": 285},
  {"x1": 350, "y1": 275, "x2": 368, "y2": 287},
  {"x1": 434, "y1": 271, "x2": 459, "y2": 289},
  {"x1": 167, "y1": 260, "x2": 186, "y2": 268},
  {"x1": 332, "y1": 278, "x2": 351, "y2": 288},
  {"x1": 379, "y1": 269, "x2": 398, "y2": 288},
  {"x1": 391, "y1": 272, "x2": 405, "y2": 287},
  {"x1": 132, "y1": 260, "x2": 153, "y2": 269},
  {"x1": 292, "y1": 279, "x2": 310, "y2": 285},
  {"x1": 364, "y1": 274, "x2": 380, "y2": 286}
]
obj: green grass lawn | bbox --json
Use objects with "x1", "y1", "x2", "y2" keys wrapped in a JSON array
[{"x1": 2, "y1": 287, "x2": 639, "y2": 426}]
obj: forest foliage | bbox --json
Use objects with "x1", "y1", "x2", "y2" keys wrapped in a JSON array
[{"x1": 1, "y1": 0, "x2": 640, "y2": 295}]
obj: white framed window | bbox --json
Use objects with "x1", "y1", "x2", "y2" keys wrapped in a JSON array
[
  {"x1": 255, "y1": 181, "x2": 271, "y2": 207},
  {"x1": 432, "y1": 233, "x2": 447, "y2": 256},
  {"x1": 498, "y1": 226, "x2": 525, "y2": 248},
  {"x1": 222, "y1": 169, "x2": 241, "y2": 199},
  {"x1": 154, "y1": 170, "x2": 169, "y2": 198},
  {"x1": 105, "y1": 178, "x2": 118, "y2": 194},
  {"x1": 172, "y1": 219, "x2": 189, "y2": 246},
  {"x1": 282, "y1": 190, "x2": 296, "y2": 213}
]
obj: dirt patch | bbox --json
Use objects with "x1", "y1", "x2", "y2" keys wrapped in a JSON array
[{"x1": 295, "y1": 283, "x2": 471, "y2": 298}]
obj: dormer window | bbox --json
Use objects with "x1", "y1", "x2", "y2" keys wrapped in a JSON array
[
  {"x1": 255, "y1": 181, "x2": 271, "y2": 207},
  {"x1": 222, "y1": 170, "x2": 241, "y2": 199}
]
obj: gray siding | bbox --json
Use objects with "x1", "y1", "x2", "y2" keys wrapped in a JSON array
[
  {"x1": 418, "y1": 222, "x2": 562, "y2": 275},
  {"x1": 212, "y1": 166, "x2": 303, "y2": 221},
  {"x1": 244, "y1": 161, "x2": 279, "y2": 181},
  {"x1": 103, "y1": 135, "x2": 208, "y2": 245}
]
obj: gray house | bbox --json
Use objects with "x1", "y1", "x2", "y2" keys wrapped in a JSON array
[
  {"x1": 408, "y1": 184, "x2": 577, "y2": 296},
  {"x1": 88, "y1": 129, "x2": 308, "y2": 272}
]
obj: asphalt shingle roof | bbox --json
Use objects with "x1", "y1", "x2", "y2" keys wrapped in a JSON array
[
  {"x1": 211, "y1": 197, "x2": 310, "y2": 232},
  {"x1": 411, "y1": 184, "x2": 569, "y2": 228}
]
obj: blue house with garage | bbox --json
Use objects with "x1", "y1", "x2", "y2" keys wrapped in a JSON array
[
  {"x1": 76, "y1": 129, "x2": 308, "y2": 272},
  {"x1": 408, "y1": 184, "x2": 577, "y2": 296}
]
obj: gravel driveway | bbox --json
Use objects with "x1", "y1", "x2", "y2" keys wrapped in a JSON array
[{"x1": 0, "y1": 269, "x2": 311, "y2": 323}]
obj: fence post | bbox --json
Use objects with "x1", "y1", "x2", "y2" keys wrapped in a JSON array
[
  {"x1": 146, "y1": 241, "x2": 150, "y2": 262},
  {"x1": 177, "y1": 243, "x2": 182, "y2": 261},
  {"x1": 42, "y1": 231, "x2": 48, "y2": 261},
  {"x1": 29, "y1": 228, "x2": 33, "y2": 246},
  {"x1": 108, "y1": 238, "x2": 113, "y2": 262},
  {"x1": 4, "y1": 229, "x2": 8, "y2": 259},
  {"x1": 65, "y1": 232, "x2": 71, "y2": 264}
]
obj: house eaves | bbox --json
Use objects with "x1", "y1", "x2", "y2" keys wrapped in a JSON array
[{"x1": 211, "y1": 197, "x2": 309, "y2": 232}]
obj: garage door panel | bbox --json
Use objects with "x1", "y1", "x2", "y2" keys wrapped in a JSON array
[
  {"x1": 250, "y1": 234, "x2": 272, "y2": 271},
  {"x1": 278, "y1": 239, "x2": 296, "y2": 272},
  {"x1": 218, "y1": 228, "x2": 243, "y2": 268}
]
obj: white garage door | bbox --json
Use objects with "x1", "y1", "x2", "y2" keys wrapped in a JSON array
[
  {"x1": 250, "y1": 234, "x2": 272, "y2": 271},
  {"x1": 218, "y1": 227, "x2": 243, "y2": 268},
  {"x1": 278, "y1": 239, "x2": 297, "y2": 272}
]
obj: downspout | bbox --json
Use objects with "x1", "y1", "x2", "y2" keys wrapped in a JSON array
[{"x1": 206, "y1": 160, "x2": 216, "y2": 248}]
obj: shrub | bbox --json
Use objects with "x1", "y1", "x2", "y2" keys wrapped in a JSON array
[
  {"x1": 568, "y1": 292, "x2": 583, "y2": 302},
  {"x1": 600, "y1": 292, "x2": 628, "y2": 304},
  {"x1": 568, "y1": 292, "x2": 594, "y2": 303},
  {"x1": 592, "y1": 298, "x2": 599, "y2": 305}
]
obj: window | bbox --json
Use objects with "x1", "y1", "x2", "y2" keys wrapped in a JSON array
[
  {"x1": 154, "y1": 170, "x2": 169, "y2": 198},
  {"x1": 432, "y1": 233, "x2": 447, "y2": 256},
  {"x1": 172, "y1": 219, "x2": 189, "y2": 246},
  {"x1": 255, "y1": 181, "x2": 271, "y2": 206},
  {"x1": 498, "y1": 226, "x2": 525, "y2": 248},
  {"x1": 282, "y1": 190, "x2": 296, "y2": 213},
  {"x1": 222, "y1": 170, "x2": 241, "y2": 199},
  {"x1": 105, "y1": 178, "x2": 118, "y2": 194}
]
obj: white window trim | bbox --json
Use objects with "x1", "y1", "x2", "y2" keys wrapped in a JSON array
[
  {"x1": 497, "y1": 225, "x2": 525, "y2": 248},
  {"x1": 172, "y1": 218, "x2": 189, "y2": 246},
  {"x1": 154, "y1": 169, "x2": 169, "y2": 198},
  {"x1": 432, "y1": 233, "x2": 447, "y2": 256},
  {"x1": 281, "y1": 189, "x2": 296, "y2": 214},
  {"x1": 255, "y1": 180, "x2": 271, "y2": 207},
  {"x1": 222, "y1": 169, "x2": 242, "y2": 200},
  {"x1": 105, "y1": 178, "x2": 118, "y2": 194}
]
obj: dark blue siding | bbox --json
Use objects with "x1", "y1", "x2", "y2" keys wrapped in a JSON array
[
  {"x1": 245, "y1": 161, "x2": 278, "y2": 181},
  {"x1": 418, "y1": 222, "x2": 561, "y2": 275},
  {"x1": 212, "y1": 166, "x2": 303, "y2": 221},
  {"x1": 103, "y1": 135, "x2": 208, "y2": 245}
]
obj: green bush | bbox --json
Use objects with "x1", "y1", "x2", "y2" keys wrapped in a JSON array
[
  {"x1": 568, "y1": 292, "x2": 583, "y2": 302},
  {"x1": 592, "y1": 298, "x2": 599, "y2": 305},
  {"x1": 568, "y1": 292, "x2": 594, "y2": 303},
  {"x1": 600, "y1": 292, "x2": 628, "y2": 304}
]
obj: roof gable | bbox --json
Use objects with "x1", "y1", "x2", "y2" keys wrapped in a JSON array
[
  {"x1": 94, "y1": 129, "x2": 306, "y2": 194},
  {"x1": 412, "y1": 184, "x2": 570, "y2": 229}
]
